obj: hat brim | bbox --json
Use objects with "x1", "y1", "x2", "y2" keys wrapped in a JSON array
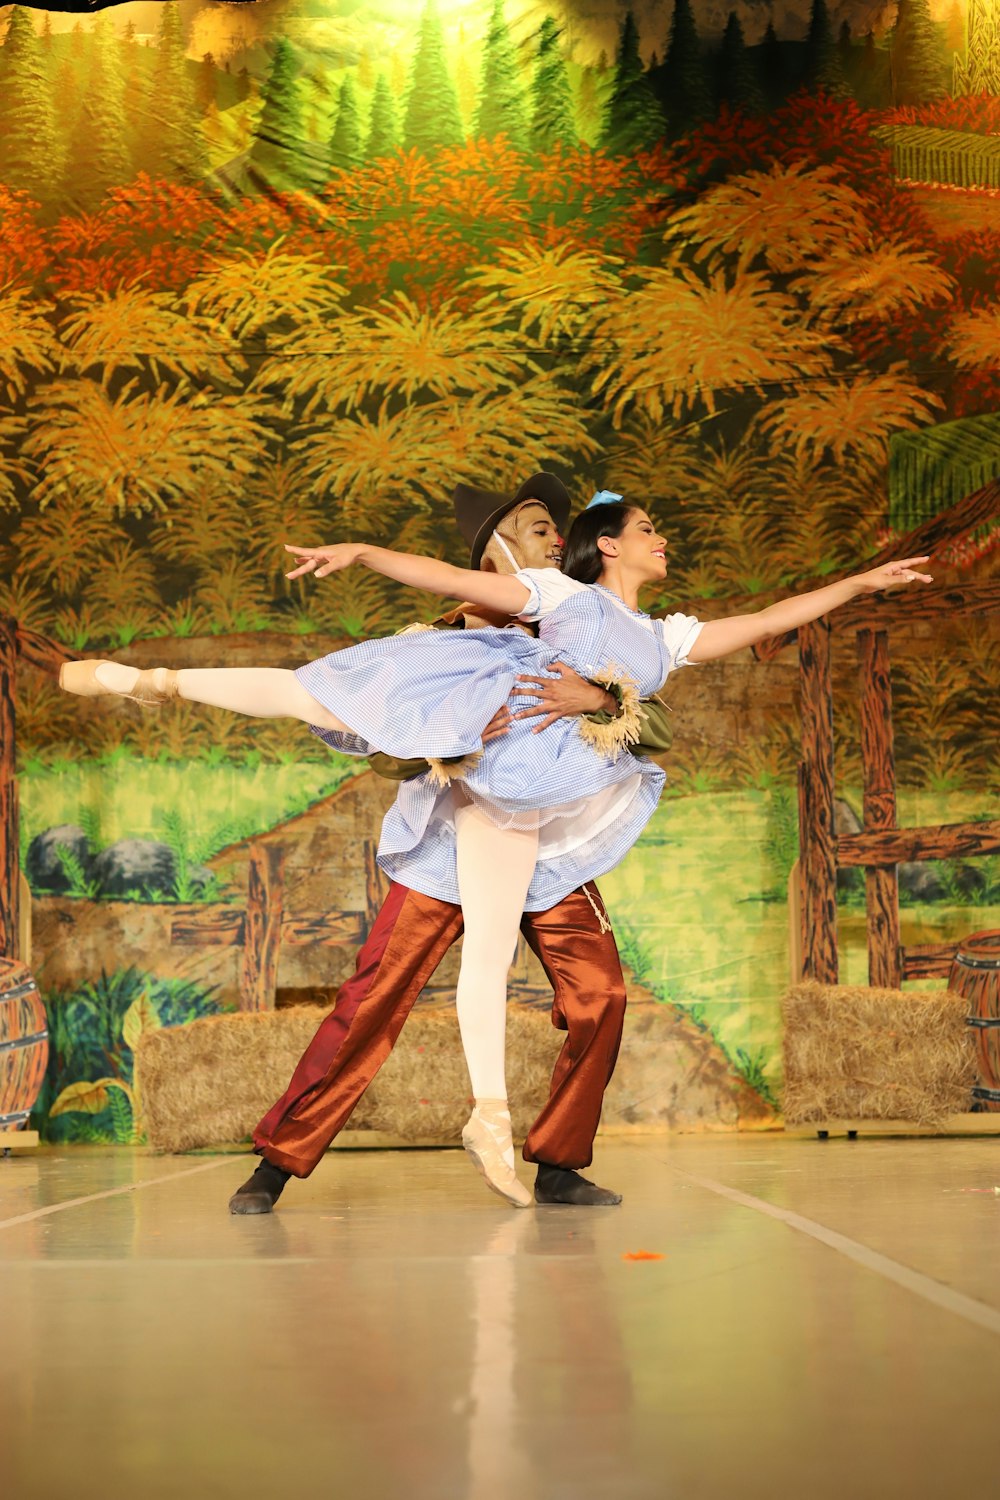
[{"x1": 469, "y1": 473, "x2": 571, "y2": 569}]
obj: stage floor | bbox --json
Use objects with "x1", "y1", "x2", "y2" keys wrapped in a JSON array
[{"x1": 3, "y1": 1134, "x2": 1000, "y2": 1499}]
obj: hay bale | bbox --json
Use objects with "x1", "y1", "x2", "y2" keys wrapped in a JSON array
[
  {"x1": 136, "y1": 1003, "x2": 563, "y2": 1153},
  {"x1": 781, "y1": 981, "x2": 976, "y2": 1125}
]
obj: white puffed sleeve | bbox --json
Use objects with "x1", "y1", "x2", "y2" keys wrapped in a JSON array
[
  {"x1": 657, "y1": 612, "x2": 703, "y2": 671},
  {"x1": 514, "y1": 569, "x2": 590, "y2": 622}
]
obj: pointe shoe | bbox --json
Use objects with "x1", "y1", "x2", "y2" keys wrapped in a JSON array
[
  {"x1": 60, "y1": 660, "x2": 180, "y2": 707},
  {"x1": 462, "y1": 1103, "x2": 533, "y2": 1209}
]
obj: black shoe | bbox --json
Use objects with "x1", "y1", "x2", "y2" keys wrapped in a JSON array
[
  {"x1": 228, "y1": 1158, "x2": 291, "y2": 1215},
  {"x1": 534, "y1": 1163, "x2": 622, "y2": 1207}
]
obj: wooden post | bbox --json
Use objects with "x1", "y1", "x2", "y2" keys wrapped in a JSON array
[
  {"x1": 858, "y1": 629, "x2": 901, "y2": 987},
  {"x1": 0, "y1": 619, "x2": 19, "y2": 961},
  {"x1": 239, "y1": 843, "x2": 285, "y2": 1011},
  {"x1": 362, "y1": 838, "x2": 388, "y2": 936},
  {"x1": 797, "y1": 618, "x2": 838, "y2": 983}
]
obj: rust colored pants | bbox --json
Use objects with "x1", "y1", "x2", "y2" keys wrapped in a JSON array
[{"x1": 254, "y1": 880, "x2": 627, "y2": 1176}]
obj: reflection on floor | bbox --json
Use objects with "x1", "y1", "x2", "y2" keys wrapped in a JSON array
[{"x1": 3, "y1": 1135, "x2": 1000, "y2": 1499}]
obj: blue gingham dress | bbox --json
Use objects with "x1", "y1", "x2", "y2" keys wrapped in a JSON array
[{"x1": 296, "y1": 570, "x2": 702, "y2": 912}]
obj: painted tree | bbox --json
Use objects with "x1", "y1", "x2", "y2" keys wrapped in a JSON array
[
  {"x1": 758, "y1": 21, "x2": 787, "y2": 106},
  {"x1": 197, "y1": 53, "x2": 218, "y2": 113},
  {"x1": 250, "y1": 37, "x2": 314, "y2": 188},
  {"x1": 329, "y1": 75, "x2": 363, "y2": 170},
  {"x1": 601, "y1": 10, "x2": 664, "y2": 153},
  {"x1": 476, "y1": 0, "x2": 529, "y2": 148},
  {"x1": 143, "y1": 4, "x2": 207, "y2": 181},
  {"x1": 455, "y1": 24, "x2": 478, "y2": 125},
  {"x1": 717, "y1": 12, "x2": 764, "y2": 113},
  {"x1": 403, "y1": 1, "x2": 464, "y2": 152},
  {"x1": 891, "y1": 0, "x2": 948, "y2": 102},
  {"x1": 654, "y1": 0, "x2": 711, "y2": 134},
  {"x1": 530, "y1": 17, "x2": 577, "y2": 152},
  {"x1": 0, "y1": 5, "x2": 61, "y2": 198},
  {"x1": 574, "y1": 65, "x2": 602, "y2": 142},
  {"x1": 64, "y1": 16, "x2": 132, "y2": 210},
  {"x1": 41, "y1": 12, "x2": 51, "y2": 50},
  {"x1": 367, "y1": 72, "x2": 399, "y2": 159},
  {"x1": 802, "y1": 0, "x2": 851, "y2": 96}
]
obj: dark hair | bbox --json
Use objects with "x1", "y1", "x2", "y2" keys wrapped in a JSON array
[{"x1": 561, "y1": 502, "x2": 635, "y2": 584}]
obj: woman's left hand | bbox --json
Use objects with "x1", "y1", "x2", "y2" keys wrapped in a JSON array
[
  {"x1": 856, "y1": 556, "x2": 933, "y2": 594},
  {"x1": 285, "y1": 543, "x2": 362, "y2": 580}
]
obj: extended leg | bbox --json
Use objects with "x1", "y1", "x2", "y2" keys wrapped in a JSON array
[
  {"x1": 62, "y1": 661, "x2": 350, "y2": 734},
  {"x1": 520, "y1": 883, "x2": 627, "y2": 1206},
  {"x1": 453, "y1": 799, "x2": 539, "y2": 1208}
]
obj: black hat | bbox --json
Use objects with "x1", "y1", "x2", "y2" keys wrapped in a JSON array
[{"x1": 452, "y1": 473, "x2": 572, "y2": 569}]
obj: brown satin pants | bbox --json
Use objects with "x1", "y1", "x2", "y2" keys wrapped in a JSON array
[{"x1": 254, "y1": 880, "x2": 627, "y2": 1176}]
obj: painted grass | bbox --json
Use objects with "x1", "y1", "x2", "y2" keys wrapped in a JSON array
[
  {"x1": 19, "y1": 754, "x2": 366, "y2": 866},
  {"x1": 598, "y1": 787, "x2": 1000, "y2": 1100}
]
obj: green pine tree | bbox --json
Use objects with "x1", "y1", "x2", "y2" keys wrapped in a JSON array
[
  {"x1": 654, "y1": 0, "x2": 711, "y2": 134},
  {"x1": 64, "y1": 16, "x2": 132, "y2": 210},
  {"x1": 403, "y1": 1, "x2": 464, "y2": 152},
  {"x1": 250, "y1": 37, "x2": 315, "y2": 189},
  {"x1": 143, "y1": 4, "x2": 207, "y2": 181},
  {"x1": 366, "y1": 72, "x2": 399, "y2": 158},
  {"x1": 329, "y1": 74, "x2": 363, "y2": 169},
  {"x1": 802, "y1": 0, "x2": 851, "y2": 95},
  {"x1": 197, "y1": 53, "x2": 218, "y2": 113},
  {"x1": 601, "y1": 10, "x2": 664, "y2": 153},
  {"x1": 41, "y1": 12, "x2": 52, "y2": 50},
  {"x1": 530, "y1": 17, "x2": 577, "y2": 152},
  {"x1": 758, "y1": 21, "x2": 787, "y2": 106},
  {"x1": 717, "y1": 12, "x2": 764, "y2": 113},
  {"x1": 476, "y1": 0, "x2": 529, "y2": 148},
  {"x1": 891, "y1": 0, "x2": 948, "y2": 103},
  {"x1": 0, "y1": 5, "x2": 61, "y2": 198},
  {"x1": 574, "y1": 65, "x2": 603, "y2": 143}
]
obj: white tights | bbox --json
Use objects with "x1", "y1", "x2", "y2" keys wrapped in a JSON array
[{"x1": 96, "y1": 662, "x2": 535, "y2": 1115}]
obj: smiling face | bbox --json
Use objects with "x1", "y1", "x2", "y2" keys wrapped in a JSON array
[
  {"x1": 598, "y1": 508, "x2": 667, "y2": 582},
  {"x1": 485, "y1": 500, "x2": 563, "y2": 573}
]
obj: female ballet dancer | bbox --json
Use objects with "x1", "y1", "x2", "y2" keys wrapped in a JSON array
[{"x1": 61, "y1": 494, "x2": 931, "y2": 1204}]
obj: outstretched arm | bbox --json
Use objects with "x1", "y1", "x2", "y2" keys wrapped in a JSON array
[
  {"x1": 688, "y1": 557, "x2": 933, "y2": 664},
  {"x1": 285, "y1": 542, "x2": 530, "y2": 616}
]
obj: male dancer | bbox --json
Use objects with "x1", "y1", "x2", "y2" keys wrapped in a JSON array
[{"x1": 229, "y1": 474, "x2": 673, "y2": 1214}]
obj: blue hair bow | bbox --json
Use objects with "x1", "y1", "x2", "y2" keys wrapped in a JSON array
[{"x1": 587, "y1": 489, "x2": 623, "y2": 509}]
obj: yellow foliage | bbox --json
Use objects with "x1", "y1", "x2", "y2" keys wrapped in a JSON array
[
  {"x1": 294, "y1": 381, "x2": 596, "y2": 509},
  {"x1": 0, "y1": 282, "x2": 58, "y2": 401},
  {"x1": 59, "y1": 284, "x2": 242, "y2": 387},
  {"x1": 0, "y1": 410, "x2": 31, "y2": 512},
  {"x1": 467, "y1": 243, "x2": 625, "y2": 342},
  {"x1": 587, "y1": 260, "x2": 836, "y2": 424},
  {"x1": 50, "y1": 1077, "x2": 132, "y2": 1117},
  {"x1": 944, "y1": 307, "x2": 1000, "y2": 370},
  {"x1": 260, "y1": 294, "x2": 528, "y2": 415},
  {"x1": 183, "y1": 243, "x2": 347, "y2": 344},
  {"x1": 756, "y1": 370, "x2": 942, "y2": 463},
  {"x1": 12, "y1": 499, "x2": 121, "y2": 590},
  {"x1": 122, "y1": 994, "x2": 161, "y2": 1053},
  {"x1": 667, "y1": 162, "x2": 870, "y2": 274},
  {"x1": 25, "y1": 380, "x2": 274, "y2": 516},
  {"x1": 793, "y1": 239, "x2": 955, "y2": 325}
]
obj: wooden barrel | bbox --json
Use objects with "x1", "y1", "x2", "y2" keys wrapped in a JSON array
[
  {"x1": 951, "y1": 931, "x2": 1000, "y2": 1111},
  {"x1": 0, "y1": 958, "x2": 49, "y2": 1132}
]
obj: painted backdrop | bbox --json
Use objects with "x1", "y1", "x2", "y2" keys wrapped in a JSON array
[{"x1": 1, "y1": 0, "x2": 998, "y2": 1140}]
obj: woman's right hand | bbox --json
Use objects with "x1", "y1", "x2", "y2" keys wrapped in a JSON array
[{"x1": 284, "y1": 543, "x2": 363, "y2": 580}]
